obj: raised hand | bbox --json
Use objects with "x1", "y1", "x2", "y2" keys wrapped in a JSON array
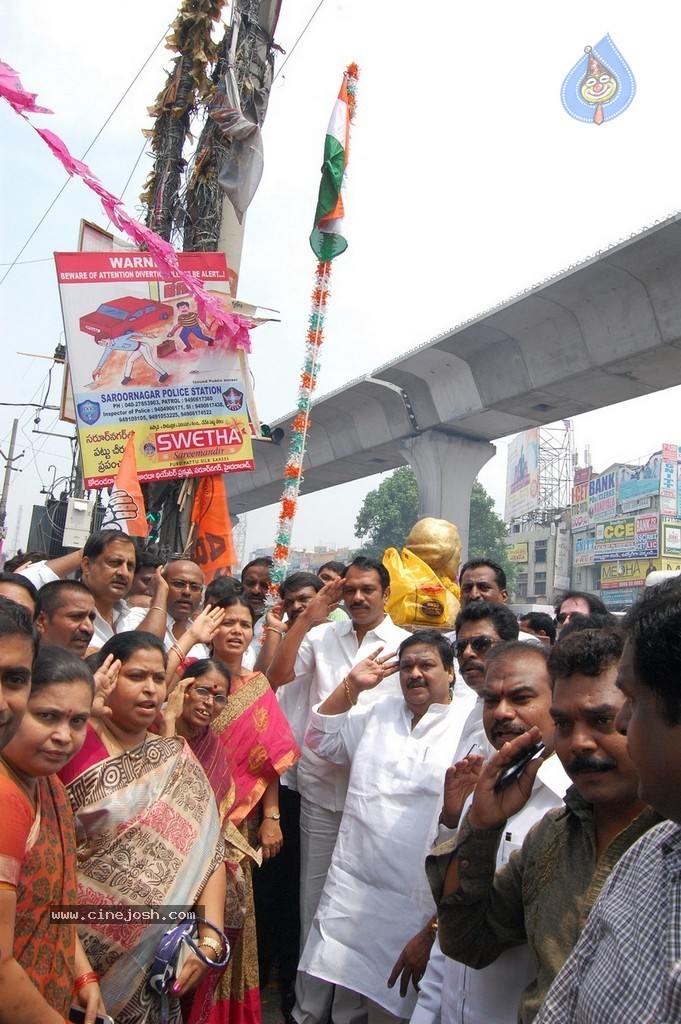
[
  {"x1": 187, "y1": 603, "x2": 226, "y2": 645},
  {"x1": 346, "y1": 647, "x2": 399, "y2": 693},
  {"x1": 162, "y1": 675, "x2": 193, "y2": 735},
  {"x1": 91, "y1": 655, "x2": 121, "y2": 719},
  {"x1": 301, "y1": 577, "x2": 344, "y2": 627},
  {"x1": 264, "y1": 601, "x2": 288, "y2": 633},
  {"x1": 441, "y1": 754, "x2": 485, "y2": 829},
  {"x1": 467, "y1": 727, "x2": 544, "y2": 831}
]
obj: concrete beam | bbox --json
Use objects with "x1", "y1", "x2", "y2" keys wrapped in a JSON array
[{"x1": 400, "y1": 431, "x2": 496, "y2": 557}]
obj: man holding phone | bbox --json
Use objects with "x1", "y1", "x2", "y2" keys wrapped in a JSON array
[
  {"x1": 411, "y1": 641, "x2": 569, "y2": 1024},
  {"x1": 427, "y1": 627, "x2": 661, "y2": 1024}
]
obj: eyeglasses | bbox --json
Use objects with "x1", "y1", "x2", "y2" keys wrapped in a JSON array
[
  {"x1": 453, "y1": 635, "x2": 501, "y2": 659},
  {"x1": 192, "y1": 685, "x2": 228, "y2": 706},
  {"x1": 168, "y1": 580, "x2": 204, "y2": 594}
]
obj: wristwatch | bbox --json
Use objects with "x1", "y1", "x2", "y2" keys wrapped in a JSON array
[{"x1": 263, "y1": 812, "x2": 281, "y2": 820}]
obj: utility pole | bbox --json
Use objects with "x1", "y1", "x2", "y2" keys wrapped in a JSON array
[
  {"x1": 142, "y1": 0, "x2": 281, "y2": 552},
  {"x1": 0, "y1": 419, "x2": 24, "y2": 555}
]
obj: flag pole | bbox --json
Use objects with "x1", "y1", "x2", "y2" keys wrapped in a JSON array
[{"x1": 270, "y1": 64, "x2": 359, "y2": 592}]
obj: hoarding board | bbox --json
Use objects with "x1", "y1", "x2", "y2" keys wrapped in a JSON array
[
  {"x1": 506, "y1": 542, "x2": 529, "y2": 563},
  {"x1": 504, "y1": 429, "x2": 539, "y2": 520},
  {"x1": 593, "y1": 514, "x2": 659, "y2": 562},
  {"x1": 554, "y1": 527, "x2": 570, "y2": 591},
  {"x1": 587, "y1": 469, "x2": 617, "y2": 524},
  {"x1": 599, "y1": 559, "x2": 657, "y2": 590},
  {"x1": 571, "y1": 466, "x2": 591, "y2": 533},
  {"x1": 573, "y1": 535, "x2": 595, "y2": 566},
  {"x1": 662, "y1": 520, "x2": 681, "y2": 557},
  {"x1": 616, "y1": 452, "x2": 662, "y2": 504},
  {"x1": 660, "y1": 443, "x2": 681, "y2": 517},
  {"x1": 55, "y1": 251, "x2": 254, "y2": 488}
]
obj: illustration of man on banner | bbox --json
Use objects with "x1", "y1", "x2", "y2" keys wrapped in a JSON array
[
  {"x1": 91, "y1": 331, "x2": 170, "y2": 386},
  {"x1": 167, "y1": 300, "x2": 215, "y2": 351}
]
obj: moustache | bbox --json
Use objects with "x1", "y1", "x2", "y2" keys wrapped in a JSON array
[
  {"x1": 492, "y1": 722, "x2": 526, "y2": 739},
  {"x1": 567, "y1": 754, "x2": 618, "y2": 774}
]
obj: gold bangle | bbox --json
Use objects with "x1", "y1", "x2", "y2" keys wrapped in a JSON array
[
  {"x1": 197, "y1": 936, "x2": 223, "y2": 956},
  {"x1": 150, "y1": 605, "x2": 167, "y2": 614},
  {"x1": 170, "y1": 642, "x2": 185, "y2": 661},
  {"x1": 343, "y1": 677, "x2": 357, "y2": 707},
  {"x1": 266, "y1": 627, "x2": 286, "y2": 638}
]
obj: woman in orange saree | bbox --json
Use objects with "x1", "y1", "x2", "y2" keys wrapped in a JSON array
[{"x1": 0, "y1": 644, "x2": 104, "y2": 1024}]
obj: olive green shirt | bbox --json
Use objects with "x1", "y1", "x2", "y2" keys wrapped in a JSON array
[{"x1": 426, "y1": 786, "x2": 662, "y2": 1023}]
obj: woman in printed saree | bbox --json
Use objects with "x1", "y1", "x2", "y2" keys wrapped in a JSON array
[
  {"x1": 0, "y1": 644, "x2": 106, "y2": 1024},
  {"x1": 163, "y1": 658, "x2": 246, "y2": 1024},
  {"x1": 166, "y1": 597, "x2": 300, "y2": 1024},
  {"x1": 60, "y1": 630, "x2": 227, "y2": 1024}
]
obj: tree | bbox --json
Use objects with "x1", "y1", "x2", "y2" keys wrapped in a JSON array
[
  {"x1": 467, "y1": 481, "x2": 515, "y2": 591},
  {"x1": 353, "y1": 467, "x2": 419, "y2": 558},
  {"x1": 354, "y1": 469, "x2": 514, "y2": 590}
]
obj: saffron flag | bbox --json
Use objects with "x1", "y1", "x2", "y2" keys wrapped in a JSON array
[
  {"x1": 191, "y1": 475, "x2": 237, "y2": 582},
  {"x1": 100, "y1": 434, "x2": 148, "y2": 536},
  {"x1": 310, "y1": 70, "x2": 356, "y2": 262}
]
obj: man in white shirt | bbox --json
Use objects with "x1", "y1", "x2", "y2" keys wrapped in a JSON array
[
  {"x1": 35, "y1": 580, "x2": 96, "y2": 657},
  {"x1": 412, "y1": 641, "x2": 569, "y2": 1024},
  {"x1": 115, "y1": 555, "x2": 209, "y2": 659},
  {"x1": 297, "y1": 629, "x2": 473, "y2": 1024},
  {"x1": 19, "y1": 529, "x2": 136, "y2": 650},
  {"x1": 267, "y1": 556, "x2": 411, "y2": 1024}
]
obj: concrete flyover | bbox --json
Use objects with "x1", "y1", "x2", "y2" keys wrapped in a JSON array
[{"x1": 228, "y1": 213, "x2": 681, "y2": 553}]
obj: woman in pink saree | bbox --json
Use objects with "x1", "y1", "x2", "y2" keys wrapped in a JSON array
[{"x1": 167, "y1": 596, "x2": 299, "y2": 1024}]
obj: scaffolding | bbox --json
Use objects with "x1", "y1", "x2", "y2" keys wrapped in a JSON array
[{"x1": 513, "y1": 424, "x2": 574, "y2": 528}]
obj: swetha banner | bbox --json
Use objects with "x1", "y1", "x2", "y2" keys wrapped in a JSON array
[{"x1": 55, "y1": 251, "x2": 254, "y2": 488}]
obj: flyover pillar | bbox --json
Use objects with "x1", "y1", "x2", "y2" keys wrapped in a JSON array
[{"x1": 400, "y1": 431, "x2": 496, "y2": 558}]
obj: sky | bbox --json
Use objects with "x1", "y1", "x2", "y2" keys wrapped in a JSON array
[{"x1": 2, "y1": 1, "x2": 681, "y2": 560}]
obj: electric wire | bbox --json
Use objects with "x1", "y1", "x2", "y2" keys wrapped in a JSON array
[{"x1": 273, "y1": 0, "x2": 327, "y2": 83}]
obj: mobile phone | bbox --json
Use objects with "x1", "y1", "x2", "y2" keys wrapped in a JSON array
[
  {"x1": 493, "y1": 742, "x2": 545, "y2": 792},
  {"x1": 69, "y1": 1006, "x2": 115, "y2": 1024}
]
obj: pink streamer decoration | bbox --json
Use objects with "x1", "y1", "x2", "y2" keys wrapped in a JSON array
[
  {"x1": 0, "y1": 59, "x2": 252, "y2": 353},
  {"x1": 0, "y1": 61, "x2": 52, "y2": 115},
  {"x1": 34, "y1": 127, "x2": 94, "y2": 178}
]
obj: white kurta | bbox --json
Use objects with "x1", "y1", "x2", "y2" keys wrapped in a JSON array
[{"x1": 299, "y1": 692, "x2": 473, "y2": 1018}]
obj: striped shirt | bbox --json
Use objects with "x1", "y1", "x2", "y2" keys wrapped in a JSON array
[{"x1": 536, "y1": 819, "x2": 681, "y2": 1023}]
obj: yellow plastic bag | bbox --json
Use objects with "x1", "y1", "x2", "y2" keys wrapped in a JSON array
[{"x1": 383, "y1": 546, "x2": 461, "y2": 628}]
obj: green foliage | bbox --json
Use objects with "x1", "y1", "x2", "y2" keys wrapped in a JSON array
[
  {"x1": 354, "y1": 470, "x2": 514, "y2": 591},
  {"x1": 353, "y1": 467, "x2": 419, "y2": 559},
  {"x1": 467, "y1": 481, "x2": 515, "y2": 593}
]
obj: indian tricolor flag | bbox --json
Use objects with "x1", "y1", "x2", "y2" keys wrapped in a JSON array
[{"x1": 310, "y1": 67, "x2": 358, "y2": 262}]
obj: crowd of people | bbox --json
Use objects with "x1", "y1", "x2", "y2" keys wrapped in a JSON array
[{"x1": 0, "y1": 530, "x2": 680, "y2": 1023}]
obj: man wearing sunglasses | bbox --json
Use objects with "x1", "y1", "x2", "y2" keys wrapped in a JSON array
[
  {"x1": 116, "y1": 555, "x2": 209, "y2": 659},
  {"x1": 448, "y1": 602, "x2": 521, "y2": 766},
  {"x1": 553, "y1": 590, "x2": 610, "y2": 636}
]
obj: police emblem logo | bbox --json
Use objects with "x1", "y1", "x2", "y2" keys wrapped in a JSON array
[
  {"x1": 222, "y1": 388, "x2": 244, "y2": 411},
  {"x1": 77, "y1": 399, "x2": 101, "y2": 425}
]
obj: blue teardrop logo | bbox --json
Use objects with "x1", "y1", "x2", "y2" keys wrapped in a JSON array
[{"x1": 561, "y1": 34, "x2": 636, "y2": 124}]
